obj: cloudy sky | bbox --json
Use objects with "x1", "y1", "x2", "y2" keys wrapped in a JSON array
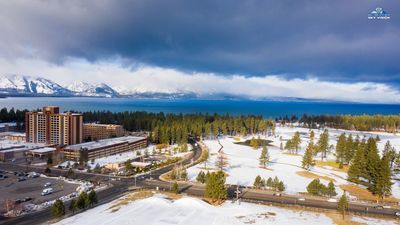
[{"x1": 0, "y1": 1, "x2": 399, "y2": 102}]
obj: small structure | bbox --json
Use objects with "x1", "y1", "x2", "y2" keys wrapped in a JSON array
[
  {"x1": 62, "y1": 136, "x2": 148, "y2": 161},
  {"x1": 28, "y1": 147, "x2": 56, "y2": 159},
  {"x1": 0, "y1": 132, "x2": 26, "y2": 142}
]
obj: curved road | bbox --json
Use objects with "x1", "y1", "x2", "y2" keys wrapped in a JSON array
[{"x1": 1, "y1": 140, "x2": 399, "y2": 224}]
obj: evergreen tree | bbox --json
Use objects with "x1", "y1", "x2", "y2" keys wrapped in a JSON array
[
  {"x1": 316, "y1": 129, "x2": 329, "y2": 160},
  {"x1": 374, "y1": 155, "x2": 392, "y2": 199},
  {"x1": 215, "y1": 150, "x2": 229, "y2": 171},
  {"x1": 259, "y1": 144, "x2": 269, "y2": 168},
  {"x1": 88, "y1": 190, "x2": 98, "y2": 206},
  {"x1": 292, "y1": 131, "x2": 301, "y2": 153},
  {"x1": 266, "y1": 177, "x2": 273, "y2": 188},
  {"x1": 69, "y1": 199, "x2": 77, "y2": 214},
  {"x1": 364, "y1": 138, "x2": 381, "y2": 192},
  {"x1": 335, "y1": 133, "x2": 346, "y2": 165},
  {"x1": 383, "y1": 141, "x2": 396, "y2": 168},
  {"x1": 204, "y1": 171, "x2": 227, "y2": 202},
  {"x1": 337, "y1": 192, "x2": 349, "y2": 219},
  {"x1": 302, "y1": 141, "x2": 315, "y2": 170},
  {"x1": 196, "y1": 171, "x2": 206, "y2": 183},
  {"x1": 253, "y1": 175, "x2": 263, "y2": 188},
  {"x1": 326, "y1": 181, "x2": 337, "y2": 197},
  {"x1": 277, "y1": 181, "x2": 285, "y2": 192},
  {"x1": 250, "y1": 137, "x2": 259, "y2": 149},
  {"x1": 51, "y1": 199, "x2": 65, "y2": 218},
  {"x1": 307, "y1": 179, "x2": 322, "y2": 195},
  {"x1": 344, "y1": 134, "x2": 354, "y2": 164},
  {"x1": 309, "y1": 130, "x2": 315, "y2": 142},
  {"x1": 284, "y1": 139, "x2": 294, "y2": 153},
  {"x1": 77, "y1": 192, "x2": 88, "y2": 209},
  {"x1": 280, "y1": 142, "x2": 283, "y2": 150},
  {"x1": 172, "y1": 182, "x2": 179, "y2": 194},
  {"x1": 347, "y1": 145, "x2": 365, "y2": 183}
]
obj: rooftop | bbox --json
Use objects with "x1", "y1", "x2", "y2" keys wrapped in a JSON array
[
  {"x1": 0, "y1": 122, "x2": 17, "y2": 128},
  {"x1": 65, "y1": 136, "x2": 147, "y2": 151}
]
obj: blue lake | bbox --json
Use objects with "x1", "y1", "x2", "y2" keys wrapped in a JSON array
[{"x1": 0, "y1": 97, "x2": 399, "y2": 118}]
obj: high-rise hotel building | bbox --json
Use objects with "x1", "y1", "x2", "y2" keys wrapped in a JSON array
[{"x1": 25, "y1": 106, "x2": 83, "y2": 145}]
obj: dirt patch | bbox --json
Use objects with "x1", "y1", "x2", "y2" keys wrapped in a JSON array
[
  {"x1": 315, "y1": 160, "x2": 349, "y2": 173},
  {"x1": 339, "y1": 184, "x2": 399, "y2": 203},
  {"x1": 324, "y1": 212, "x2": 362, "y2": 225},
  {"x1": 296, "y1": 171, "x2": 336, "y2": 182},
  {"x1": 108, "y1": 190, "x2": 155, "y2": 212}
]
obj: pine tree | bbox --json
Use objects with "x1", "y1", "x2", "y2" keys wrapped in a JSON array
[
  {"x1": 317, "y1": 129, "x2": 329, "y2": 160},
  {"x1": 215, "y1": 150, "x2": 229, "y2": 171},
  {"x1": 302, "y1": 141, "x2": 315, "y2": 170},
  {"x1": 374, "y1": 155, "x2": 392, "y2": 199},
  {"x1": 259, "y1": 145, "x2": 269, "y2": 168},
  {"x1": 204, "y1": 171, "x2": 227, "y2": 202},
  {"x1": 364, "y1": 138, "x2": 381, "y2": 192},
  {"x1": 280, "y1": 142, "x2": 283, "y2": 150},
  {"x1": 284, "y1": 139, "x2": 293, "y2": 153},
  {"x1": 250, "y1": 137, "x2": 259, "y2": 149},
  {"x1": 69, "y1": 199, "x2": 77, "y2": 214},
  {"x1": 292, "y1": 132, "x2": 301, "y2": 153},
  {"x1": 196, "y1": 171, "x2": 206, "y2": 183},
  {"x1": 383, "y1": 141, "x2": 396, "y2": 168},
  {"x1": 277, "y1": 181, "x2": 285, "y2": 192},
  {"x1": 172, "y1": 182, "x2": 179, "y2": 194},
  {"x1": 266, "y1": 177, "x2": 273, "y2": 188},
  {"x1": 326, "y1": 181, "x2": 337, "y2": 197},
  {"x1": 338, "y1": 192, "x2": 349, "y2": 219},
  {"x1": 307, "y1": 179, "x2": 321, "y2": 195},
  {"x1": 344, "y1": 134, "x2": 354, "y2": 164},
  {"x1": 51, "y1": 199, "x2": 65, "y2": 218},
  {"x1": 309, "y1": 130, "x2": 315, "y2": 142},
  {"x1": 335, "y1": 133, "x2": 346, "y2": 165},
  {"x1": 88, "y1": 190, "x2": 98, "y2": 206},
  {"x1": 253, "y1": 175, "x2": 263, "y2": 188},
  {"x1": 347, "y1": 145, "x2": 365, "y2": 183}
]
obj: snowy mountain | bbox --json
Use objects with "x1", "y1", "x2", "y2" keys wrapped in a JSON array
[
  {"x1": 66, "y1": 81, "x2": 119, "y2": 98},
  {"x1": 0, "y1": 74, "x2": 72, "y2": 96}
]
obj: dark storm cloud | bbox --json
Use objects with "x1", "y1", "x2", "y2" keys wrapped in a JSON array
[{"x1": 0, "y1": 0, "x2": 399, "y2": 83}]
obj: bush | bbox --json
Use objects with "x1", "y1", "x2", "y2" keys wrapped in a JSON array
[
  {"x1": 172, "y1": 182, "x2": 179, "y2": 194},
  {"x1": 51, "y1": 199, "x2": 65, "y2": 218}
]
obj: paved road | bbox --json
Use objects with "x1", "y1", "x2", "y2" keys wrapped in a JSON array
[{"x1": 1, "y1": 140, "x2": 399, "y2": 224}]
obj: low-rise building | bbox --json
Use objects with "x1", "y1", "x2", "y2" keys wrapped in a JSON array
[
  {"x1": 62, "y1": 136, "x2": 148, "y2": 161},
  {"x1": 83, "y1": 123, "x2": 125, "y2": 141},
  {"x1": 0, "y1": 140, "x2": 47, "y2": 161},
  {"x1": 0, "y1": 132, "x2": 26, "y2": 142},
  {"x1": 0, "y1": 122, "x2": 17, "y2": 132}
]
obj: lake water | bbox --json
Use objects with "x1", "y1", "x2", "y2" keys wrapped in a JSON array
[{"x1": 0, "y1": 97, "x2": 399, "y2": 118}]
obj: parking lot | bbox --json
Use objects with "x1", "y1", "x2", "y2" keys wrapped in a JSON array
[{"x1": 0, "y1": 171, "x2": 79, "y2": 214}]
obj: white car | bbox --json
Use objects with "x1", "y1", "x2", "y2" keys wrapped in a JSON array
[
  {"x1": 41, "y1": 188, "x2": 53, "y2": 196},
  {"x1": 298, "y1": 198, "x2": 306, "y2": 201},
  {"x1": 44, "y1": 182, "x2": 52, "y2": 187}
]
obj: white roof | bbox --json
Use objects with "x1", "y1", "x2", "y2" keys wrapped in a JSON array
[
  {"x1": 30, "y1": 147, "x2": 56, "y2": 154},
  {"x1": 0, "y1": 132, "x2": 25, "y2": 137},
  {"x1": 0, "y1": 122, "x2": 16, "y2": 128},
  {"x1": 130, "y1": 162, "x2": 151, "y2": 168},
  {"x1": 65, "y1": 136, "x2": 147, "y2": 151}
]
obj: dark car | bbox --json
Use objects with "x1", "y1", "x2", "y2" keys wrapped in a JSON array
[
  {"x1": 373, "y1": 205, "x2": 384, "y2": 209},
  {"x1": 17, "y1": 177, "x2": 26, "y2": 182}
]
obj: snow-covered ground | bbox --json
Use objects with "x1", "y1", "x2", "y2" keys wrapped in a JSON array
[
  {"x1": 55, "y1": 193, "x2": 397, "y2": 225},
  {"x1": 187, "y1": 126, "x2": 400, "y2": 198}
]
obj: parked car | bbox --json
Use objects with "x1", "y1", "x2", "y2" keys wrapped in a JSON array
[
  {"x1": 28, "y1": 172, "x2": 40, "y2": 178},
  {"x1": 17, "y1": 177, "x2": 26, "y2": 182},
  {"x1": 327, "y1": 198, "x2": 337, "y2": 203},
  {"x1": 0, "y1": 174, "x2": 8, "y2": 180},
  {"x1": 41, "y1": 188, "x2": 53, "y2": 196},
  {"x1": 273, "y1": 193, "x2": 282, "y2": 196},
  {"x1": 44, "y1": 182, "x2": 52, "y2": 187},
  {"x1": 395, "y1": 212, "x2": 400, "y2": 217},
  {"x1": 298, "y1": 198, "x2": 306, "y2": 201},
  {"x1": 373, "y1": 205, "x2": 384, "y2": 209}
]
